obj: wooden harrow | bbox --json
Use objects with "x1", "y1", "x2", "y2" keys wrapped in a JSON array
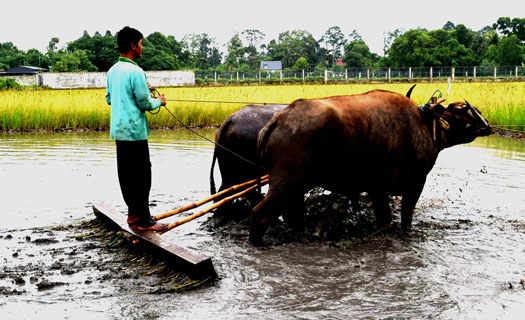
[{"x1": 93, "y1": 175, "x2": 268, "y2": 278}]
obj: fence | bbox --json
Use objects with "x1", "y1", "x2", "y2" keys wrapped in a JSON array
[
  {"x1": 2, "y1": 66, "x2": 524, "y2": 89},
  {"x1": 196, "y1": 66, "x2": 525, "y2": 85}
]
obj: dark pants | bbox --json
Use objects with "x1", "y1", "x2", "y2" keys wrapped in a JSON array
[{"x1": 116, "y1": 140, "x2": 155, "y2": 226}]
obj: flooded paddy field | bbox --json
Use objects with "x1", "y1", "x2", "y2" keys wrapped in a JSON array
[{"x1": 1, "y1": 130, "x2": 525, "y2": 319}]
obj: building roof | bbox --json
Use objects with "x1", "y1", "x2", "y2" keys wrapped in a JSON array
[
  {"x1": 3, "y1": 66, "x2": 47, "y2": 75},
  {"x1": 260, "y1": 61, "x2": 282, "y2": 70}
]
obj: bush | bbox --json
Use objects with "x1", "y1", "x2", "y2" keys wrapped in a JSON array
[
  {"x1": 283, "y1": 77, "x2": 302, "y2": 83},
  {"x1": 0, "y1": 78, "x2": 22, "y2": 90},
  {"x1": 305, "y1": 76, "x2": 325, "y2": 82}
]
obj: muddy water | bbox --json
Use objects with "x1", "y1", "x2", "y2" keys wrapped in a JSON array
[{"x1": 1, "y1": 130, "x2": 525, "y2": 319}]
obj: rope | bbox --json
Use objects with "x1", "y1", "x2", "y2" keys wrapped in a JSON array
[
  {"x1": 492, "y1": 125, "x2": 525, "y2": 133},
  {"x1": 159, "y1": 104, "x2": 258, "y2": 167},
  {"x1": 149, "y1": 88, "x2": 284, "y2": 106},
  {"x1": 164, "y1": 98, "x2": 284, "y2": 105}
]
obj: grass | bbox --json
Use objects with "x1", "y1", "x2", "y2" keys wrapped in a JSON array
[{"x1": 1, "y1": 82, "x2": 525, "y2": 131}]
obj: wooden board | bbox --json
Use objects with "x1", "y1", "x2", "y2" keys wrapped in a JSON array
[{"x1": 93, "y1": 203, "x2": 216, "y2": 279}]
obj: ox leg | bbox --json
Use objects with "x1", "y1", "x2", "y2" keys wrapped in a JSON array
[
  {"x1": 370, "y1": 191, "x2": 392, "y2": 227},
  {"x1": 250, "y1": 189, "x2": 282, "y2": 245},
  {"x1": 282, "y1": 191, "x2": 306, "y2": 232},
  {"x1": 250, "y1": 182, "x2": 303, "y2": 245},
  {"x1": 401, "y1": 181, "x2": 425, "y2": 231},
  {"x1": 350, "y1": 192, "x2": 361, "y2": 212}
]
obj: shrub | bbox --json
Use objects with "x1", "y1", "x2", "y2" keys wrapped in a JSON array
[{"x1": 0, "y1": 78, "x2": 22, "y2": 90}]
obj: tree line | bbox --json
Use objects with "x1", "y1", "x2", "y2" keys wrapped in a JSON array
[{"x1": 1, "y1": 17, "x2": 524, "y2": 73}]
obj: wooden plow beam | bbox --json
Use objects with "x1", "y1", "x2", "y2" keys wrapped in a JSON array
[{"x1": 92, "y1": 175, "x2": 268, "y2": 278}]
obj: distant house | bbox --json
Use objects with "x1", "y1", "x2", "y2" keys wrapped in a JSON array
[
  {"x1": 260, "y1": 61, "x2": 282, "y2": 71},
  {"x1": 1, "y1": 66, "x2": 47, "y2": 75}
]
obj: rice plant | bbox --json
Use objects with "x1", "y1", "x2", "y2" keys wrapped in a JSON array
[{"x1": 1, "y1": 82, "x2": 524, "y2": 131}]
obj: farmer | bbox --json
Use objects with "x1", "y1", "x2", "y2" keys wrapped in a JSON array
[{"x1": 105, "y1": 26, "x2": 168, "y2": 232}]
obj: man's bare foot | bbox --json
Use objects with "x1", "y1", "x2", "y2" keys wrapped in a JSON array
[
  {"x1": 127, "y1": 215, "x2": 169, "y2": 232},
  {"x1": 134, "y1": 221, "x2": 169, "y2": 232}
]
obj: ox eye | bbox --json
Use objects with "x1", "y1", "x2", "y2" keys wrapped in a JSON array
[{"x1": 466, "y1": 109, "x2": 474, "y2": 118}]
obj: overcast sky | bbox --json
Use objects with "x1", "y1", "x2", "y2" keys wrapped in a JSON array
[{"x1": 3, "y1": 0, "x2": 524, "y2": 56}]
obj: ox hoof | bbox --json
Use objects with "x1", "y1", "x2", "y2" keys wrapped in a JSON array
[
  {"x1": 401, "y1": 223, "x2": 412, "y2": 233},
  {"x1": 248, "y1": 234, "x2": 266, "y2": 247}
]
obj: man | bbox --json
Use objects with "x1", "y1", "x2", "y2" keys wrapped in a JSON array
[{"x1": 105, "y1": 26, "x2": 168, "y2": 232}]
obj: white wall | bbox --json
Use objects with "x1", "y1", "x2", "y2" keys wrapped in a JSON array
[
  {"x1": 0, "y1": 74, "x2": 37, "y2": 86},
  {"x1": 39, "y1": 70, "x2": 195, "y2": 89}
]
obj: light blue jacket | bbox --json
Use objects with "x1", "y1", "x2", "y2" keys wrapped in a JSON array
[{"x1": 105, "y1": 57, "x2": 161, "y2": 141}]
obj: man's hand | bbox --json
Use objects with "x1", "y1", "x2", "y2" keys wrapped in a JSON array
[{"x1": 159, "y1": 94, "x2": 166, "y2": 106}]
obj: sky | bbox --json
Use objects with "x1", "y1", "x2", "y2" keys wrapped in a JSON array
[{"x1": 2, "y1": 0, "x2": 525, "y2": 56}]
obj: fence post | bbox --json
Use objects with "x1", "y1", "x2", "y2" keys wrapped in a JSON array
[
  {"x1": 408, "y1": 67, "x2": 412, "y2": 80},
  {"x1": 214, "y1": 71, "x2": 217, "y2": 85},
  {"x1": 516, "y1": 66, "x2": 519, "y2": 79},
  {"x1": 367, "y1": 68, "x2": 370, "y2": 81},
  {"x1": 473, "y1": 66, "x2": 476, "y2": 80},
  {"x1": 258, "y1": 70, "x2": 261, "y2": 84},
  {"x1": 302, "y1": 69, "x2": 305, "y2": 83},
  {"x1": 430, "y1": 67, "x2": 433, "y2": 82},
  {"x1": 324, "y1": 69, "x2": 328, "y2": 84},
  {"x1": 494, "y1": 66, "x2": 497, "y2": 80},
  {"x1": 280, "y1": 70, "x2": 283, "y2": 84},
  {"x1": 236, "y1": 71, "x2": 239, "y2": 83},
  {"x1": 388, "y1": 67, "x2": 391, "y2": 83},
  {"x1": 345, "y1": 68, "x2": 348, "y2": 83},
  {"x1": 451, "y1": 67, "x2": 455, "y2": 82}
]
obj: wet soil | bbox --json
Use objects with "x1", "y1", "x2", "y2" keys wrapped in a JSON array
[
  {"x1": 0, "y1": 220, "x2": 207, "y2": 298},
  {"x1": 2, "y1": 131, "x2": 525, "y2": 319}
]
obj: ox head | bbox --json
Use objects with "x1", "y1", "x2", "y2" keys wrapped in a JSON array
[{"x1": 427, "y1": 100, "x2": 491, "y2": 147}]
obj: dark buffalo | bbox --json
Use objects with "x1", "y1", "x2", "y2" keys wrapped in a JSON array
[
  {"x1": 250, "y1": 89, "x2": 491, "y2": 244},
  {"x1": 210, "y1": 104, "x2": 287, "y2": 198}
]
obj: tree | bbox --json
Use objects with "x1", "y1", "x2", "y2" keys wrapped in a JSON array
[
  {"x1": 431, "y1": 38, "x2": 476, "y2": 66},
  {"x1": 66, "y1": 31, "x2": 118, "y2": 71},
  {"x1": 343, "y1": 40, "x2": 373, "y2": 67},
  {"x1": 267, "y1": 30, "x2": 320, "y2": 69},
  {"x1": 320, "y1": 26, "x2": 347, "y2": 66},
  {"x1": 443, "y1": 21, "x2": 455, "y2": 31},
  {"x1": 383, "y1": 28, "x2": 404, "y2": 55},
  {"x1": 493, "y1": 17, "x2": 525, "y2": 42},
  {"x1": 224, "y1": 33, "x2": 244, "y2": 70},
  {"x1": 242, "y1": 29, "x2": 265, "y2": 69},
  {"x1": 24, "y1": 48, "x2": 49, "y2": 68},
  {"x1": 386, "y1": 29, "x2": 435, "y2": 66},
  {"x1": 138, "y1": 32, "x2": 187, "y2": 70},
  {"x1": 0, "y1": 42, "x2": 25, "y2": 70},
  {"x1": 452, "y1": 24, "x2": 475, "y2": 48},
  {"x1": 293, "y1": 57, "x2": 310, "y2": 71},
  {"x1": 194, "y1": 33, "x2": 218, "y2": 70},
  {"x1": 51, "y1": 49, "x2": 97, "y2": 72},
  {"x1": 496, "y1": 35, "x2": 523, "y2": 65}
]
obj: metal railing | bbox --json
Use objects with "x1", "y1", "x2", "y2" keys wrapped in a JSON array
[{"x1": 195, "y1": 66, "x2": 525, "y2": 85}]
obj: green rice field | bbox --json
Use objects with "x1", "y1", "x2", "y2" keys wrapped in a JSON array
[{"x1": 1, "y1": 82, "x2": 524, "y2": 131}]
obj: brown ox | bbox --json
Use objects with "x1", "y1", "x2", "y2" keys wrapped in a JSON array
[{"x1": 250, "y1": 89, "x2": 491, "y2": 245}]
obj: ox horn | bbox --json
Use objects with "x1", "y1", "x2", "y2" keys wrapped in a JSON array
[{"x1": 464, "y1": 99, "x2": 489, "y2": 127}]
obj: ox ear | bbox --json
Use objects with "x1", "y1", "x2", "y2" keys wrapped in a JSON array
[{"x1": 428, "y1": 103, "x2": 447, "y2": 117}]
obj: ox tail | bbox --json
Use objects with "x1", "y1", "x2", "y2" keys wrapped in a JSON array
[
  {"x1": 255, "y1": 114, "x2": 278, "y2": 196},
  {"x1": 210, "y1": 118, "x2": 232, "y2": 195},
  {"x1": 406, "y1": 84, "x2": 416, "y2": 99},
  {"x1": 256, "y1": 114, "x2": 278, "y2": 166},
  {"x1": 209, "y1": 146, "x2": 218, "y2": 195}
]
